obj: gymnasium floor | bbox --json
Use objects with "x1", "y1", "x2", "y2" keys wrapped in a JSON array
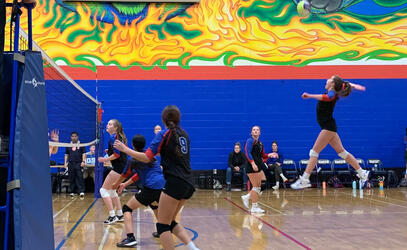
[{"x1": 52, "y1": 188, "x2": 407, "y2": 250}]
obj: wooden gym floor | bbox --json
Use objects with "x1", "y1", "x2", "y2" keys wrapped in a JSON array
[{"x1": 52, "y1": 187, "x2": 407, "y2": 250}]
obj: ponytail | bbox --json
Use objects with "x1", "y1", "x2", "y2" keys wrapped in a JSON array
[
  {"x1": 332, "y1": 75, "x2": 352, "y2": 97},
  {"x1": 111, "y1": 119, "x2": 127, "y2": 145}
]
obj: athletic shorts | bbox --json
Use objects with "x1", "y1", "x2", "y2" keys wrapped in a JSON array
[
  {"x1": 135, "y1": 187, "x2": 162, "y2": 207},
  {"x1": 246, "y1": 163, "x2": 262, "y2": 174},
  {"x1": 318, "y1": 118, "x2": 337, "y2": 132},
  {"x1": 163, "y1": 175, "x2": 195, "y2": 201},
  {"x1": 112, "y1": 165, "x2": 125, "y2": 175}
]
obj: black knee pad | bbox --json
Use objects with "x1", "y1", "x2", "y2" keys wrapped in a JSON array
[
  {"x1": 122, "y1": 204, "x2": 133, "y2": 214},
  {"x1": 261, "y1": 181, "x2": 267, "y2": 191},
  {"x1": 170, "y1": 221, "x2": 178, "y2": 232},
  {"x1": 149, "y1": 204, "x2": 158, "y2": 210},
  {"x1": 156, "y1": 223, "x2": 171, "y2": 236}
]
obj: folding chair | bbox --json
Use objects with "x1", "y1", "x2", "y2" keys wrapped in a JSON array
[
  {"x1": 332, "y1": 159, "x2": 352, "y2": 186},
  {"x1": 317, "y1": 159, "x2": 333, "y2": 182},
  {"x1": 282, "y1": 159, "x2": 298, "y2": 180}
]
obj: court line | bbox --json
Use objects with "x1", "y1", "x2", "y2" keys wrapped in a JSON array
[
  {"x1": 56, "y1": 198, "x2": 98, "y2": 250},
  {"x1": 98, "y1": 225, "x2": 110, "y2": 250},
  {"x1": 337, "y1": 191, "x2": 407, "y2": 209},
  {"x1": 137, "y1": 208, "x2": 141, "y2": 250},
  {"x1": 53, "y1": 197, "x2": 77, "y2": 219},
  {"x1": 224, "y1": 197, "x2": 311, "y2": 250},
  {"x1": 257, "y1": 201, "x2": 287, "y2": 215}
]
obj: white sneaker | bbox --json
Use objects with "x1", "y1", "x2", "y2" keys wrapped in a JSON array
[
  {"x1": 290, "y1": 176, "x2": 311, "y2": 190},
  {"x1": 241, "y1": 194, "x2": 250, "y2": 209},
  {"x1": 272, "y1": 185, "x2": 279, "y2": 190},
  {"x1": 70, "y1": 193, "x2": 75, "y2": 197},
  {"x1": 79, "y1": 192, "x2": 85, "y2": 197},
  {"x1": 250, "y1": 206, "x2": 265, "y2": 214},
  {"x1": 357, "y1": 170, "x2": 370, "y2": 189}
]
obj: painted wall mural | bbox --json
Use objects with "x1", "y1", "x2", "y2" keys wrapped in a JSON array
[{"x1": 16, "y1": 0, "x2": 407, "y2": 71}]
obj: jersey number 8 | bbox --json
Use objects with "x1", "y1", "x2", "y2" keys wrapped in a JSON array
[{"x1": 179, "y1": 137, "x2": 188, "y2": 154}]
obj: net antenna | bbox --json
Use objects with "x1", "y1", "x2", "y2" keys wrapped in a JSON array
[{"x1": 19, "y1": 27, "x2": 101, "y2": 149}]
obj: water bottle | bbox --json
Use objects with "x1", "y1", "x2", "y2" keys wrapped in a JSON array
[
  {"x1": 352, "y1": 180, "x2": 356, "y2": 189},
  {"x1": 322, "y1": 181, "x2": 326, "y2": 190},
  {"x1": 379, "y1": 180, "x2": 384, "y2": 190}
]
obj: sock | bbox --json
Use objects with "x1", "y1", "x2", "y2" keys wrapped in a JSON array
[
  {"x1": 252, "y1": 202, "x2": 258, "y2": 208},
  {"x1": 109, "y1": 210, "x2": 115, "y2": 217},
  {"x1": 280, "y1": 174, "x2": 288, "y2": 181},
  {"x1": 356, "y1": 168, "x2": 365, "y2": 176},
  {"x1": 302, "y1": 172, "x2": 310, "y2": 180},
  {"x1": 243, "y1": 193, "x2": 250, "y2": 198},
  {"x1": 186, "y1": 241, "x2": 199, "y2": 250},
  {"x1": 116, "y1": 210, "x2": 123, "y2": 216},
  {"x1": 127, "y1": 233, "x2": 135, "y2": 239}
]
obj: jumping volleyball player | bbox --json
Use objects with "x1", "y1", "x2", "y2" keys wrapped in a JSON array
[
  {"x1": 291, "y1": 75, "x2": 370, "y2": 189},
  {"x1": 114, "y1": 105, "x2": 199, "y2": 250},
  {"x1": 116, "y1": 134, "x2": 165, "y2": 247},
  {"x1": 98, "y1": 119, "x2": 128, "y2": 224}
]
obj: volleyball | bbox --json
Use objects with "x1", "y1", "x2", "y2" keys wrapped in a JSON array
[{"x1": 297, "y1": 0, "x2": 311, "y2": 17}]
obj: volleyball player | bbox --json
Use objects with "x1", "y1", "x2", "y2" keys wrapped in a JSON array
[
  {"x1": 98, "y1": 119, "x2": 128, "y2": 224},
  {"x1": 291, "y1": 75, "x2": 370, "y2": 189},
  {"x1": 116, "y1": 134, "x2": 165, "y2": 247},
  {"x1": 241, "y1": 126, "x2": 271, "y2": 213},
  {"x1": 114, "y1": 105, "x2": 199, "y2": 250}
]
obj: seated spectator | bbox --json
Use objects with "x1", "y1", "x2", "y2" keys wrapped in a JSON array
[
  {"x1": 267, "y1": 141, "x2": 288, "y2": 190},
  {"x1": 226, "y1": 142, "x2": 247, "y2": 191},
  {"x1": 83, "y1": 144, "x2": 96, "y2": 181}
]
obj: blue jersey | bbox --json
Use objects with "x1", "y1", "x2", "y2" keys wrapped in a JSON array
[{"x1": 122, "y1": 158, "x2": 165, "y2": 190}]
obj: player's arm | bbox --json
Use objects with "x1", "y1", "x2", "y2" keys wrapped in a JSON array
[
  {"x1": 302, "y1": 90, "x2": 336, "y2": 101},
  {"x1": 349, "y1": 82, "x2": 366, "y2": 91}
]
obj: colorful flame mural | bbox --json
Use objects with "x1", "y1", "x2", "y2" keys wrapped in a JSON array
[{"x1": 12, "y1": 0, "x2": 407, "y2": 71}]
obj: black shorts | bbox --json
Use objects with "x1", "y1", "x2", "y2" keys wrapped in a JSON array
[
  {"x1": 112, "y1": 165, "x2": 125, "y2": 175},
  {"x1": 318, "y1": 119, "x2": 337, "y2": 132},
  {"x1": 135, "y1": 187, "x2": 162, "y2": 207},
  {"x1": 163, "y1": 175, "x2": 195, "y2": 201},
  {"x1": 246, "y1": 163, "x2": 262, "y2": 174}
]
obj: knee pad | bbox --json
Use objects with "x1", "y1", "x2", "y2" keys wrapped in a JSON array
[
  {"x1": 309, "y1": 149, "x2": 319, "y2": 158},
  {"x1": 170, "y1": 221, "x2": 178, "y2": 232},
  {"x1": 109, "y1": 189, "x2": 118, "y2": 198},
  {"x1": 149, "y1": 204, "x2": 158, "y2": 210},
  {"x1": 156, "y1": 223, "x2": 171, "y2": 236},
  {"x1": 252, "y1": 187, "x2": 261, "y2": 194},
  {"x1": 122, "y1": 204, "x2": 132, "y2": 214},
  {"x1": 338, "y1": 150, "x2": 349, "y2": 160},
  {"x1": 100, "y1": 188, "x2": 110, "y2": 198}
]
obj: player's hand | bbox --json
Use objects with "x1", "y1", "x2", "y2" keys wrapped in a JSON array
[
  {"x1": 81, "y1": 162, "x2": 85, "y2": 167},
  {"x1": 117, "y1": 183, "x2": 125, "y2": 195},
  {"x1": 252, "y1": 162, "x2": 258, "y2": 172},
  {"x1": 114, "y1": 140, "x2": 127, "y2": 152},
  {"x1": 50, "y1": 129, "x2": 59, "y2": 142},
  {"x1": 98, "y1": 157, "x2": 106, "y2": 163},
  {"x1": 302, "y1": 92, "x2": 310, "y2": 99}
]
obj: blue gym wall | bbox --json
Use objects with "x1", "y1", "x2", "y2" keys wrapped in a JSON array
[{"x1": 78, "y1": 78, "x2": 407, "y2": 170}]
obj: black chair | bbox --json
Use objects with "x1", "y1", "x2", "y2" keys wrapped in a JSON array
[
  {"x1": 366, "y1": 159, "x2": 398, "y2": 187},
  {"x1": 332, "y1": 159, "x2": 352, "y2": 186},
  {"x1": 231, "y1": 171, "x2": 244, "y2": 190},
  {"x1": 282, "y1": 159, "x2": 298, "y2": 180},
  {"x1": 317, "y1": 159, "x2": 333, "y2": 182}
]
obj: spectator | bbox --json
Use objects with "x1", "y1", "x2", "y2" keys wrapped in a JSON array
[
  {"x1": 154, "y1": 124, "x2": 162, "y2": 135},
  {"x1": 64, "y1": 132, "x2": 86, "y2": 197},
  {"x1": 83, "y1": 144, "x2": 96, "y2": 181},
  {"x1": 226, "y1": 142, "x2": 247, "y2": 192},
  {"x1": 267, "y1": 141, "x2": 288, "y2": 190}
]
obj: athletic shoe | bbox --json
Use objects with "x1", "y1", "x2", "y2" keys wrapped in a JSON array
[
  {"x1": 116, "y1": 215, "x2": 124, "y2": 222},
  {"x1": 79, "y1": 192, "x2": 84, "y2": 197},
  {"x1": 290, "y1": 176, "x2": 311, "y2": 190},
  {"x1": 241, "y1": 194, "x2": 250, "y2": 209},
  {"x1": 357, "y1": 170, "x2": 371, "y2": 189},
  {"x1": 272, "y1": 184, "x2": 279, "y2": 191},
  {"x1": 70, "y1": 193, "x2": 75, "y2": 197},
  {"x1": 152, "y1": 232, "x2": 160, "y2": 238},
  {"x1": 116, "y1": 237, "x2": 137, "y2": 247},
  {"x1": 250, "y1": 206, "x2": 265, "y2": 214},
  {"x1": 226, "y1": 184, "x2": 231, "y2": 192},
  {"x1": 104, "y1": 216, "x2": 118, "y2": 225}
]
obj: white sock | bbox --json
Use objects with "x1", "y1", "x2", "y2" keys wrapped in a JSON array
[
  {"x1": 252, "y1": 202, "x2": 258, "y2": 208},
  {"x1": 186, "y1": 241, "x2": 199, "y2": 250},
  {"x1": 116, "y1": 210, "x2": 123, "y2": 216},
  {"x1": 243, "y1": 193, "x2": 250, "y2": 198},
  {"x1": 109, "y1": 210, "x2": 115, "y2": 217},
  {"x1": 356, "y1": 168, "x2": 365, "y2": 176},
  {"x1": 275, "y1": 181, "x2": 279, "y2": 187},
  {"x1": 280, "y1": 174, "x2": 287, "y2": 181},
  {"x1": 302, "y1": 172, "x2": 310, "y2": 180}
]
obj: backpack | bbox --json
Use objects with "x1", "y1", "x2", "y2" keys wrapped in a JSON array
[
  {"x1": 399, "y1": 178, "x2": 407, "y2": 187},
  {"x1": 327, "y1": 175, "x2": 343, "y2": 188}
]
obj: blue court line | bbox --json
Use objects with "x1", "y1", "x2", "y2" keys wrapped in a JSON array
[
  {"x1": 175, "y1": 227, "x2": 198, "y2": 248},
  {"x1": 55, "y1": 198, "x2": 98, "y2": 250}
]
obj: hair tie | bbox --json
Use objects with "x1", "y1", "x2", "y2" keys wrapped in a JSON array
[{"x1": 342, "y1": 83, "x2": 345, "y2": 90}]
